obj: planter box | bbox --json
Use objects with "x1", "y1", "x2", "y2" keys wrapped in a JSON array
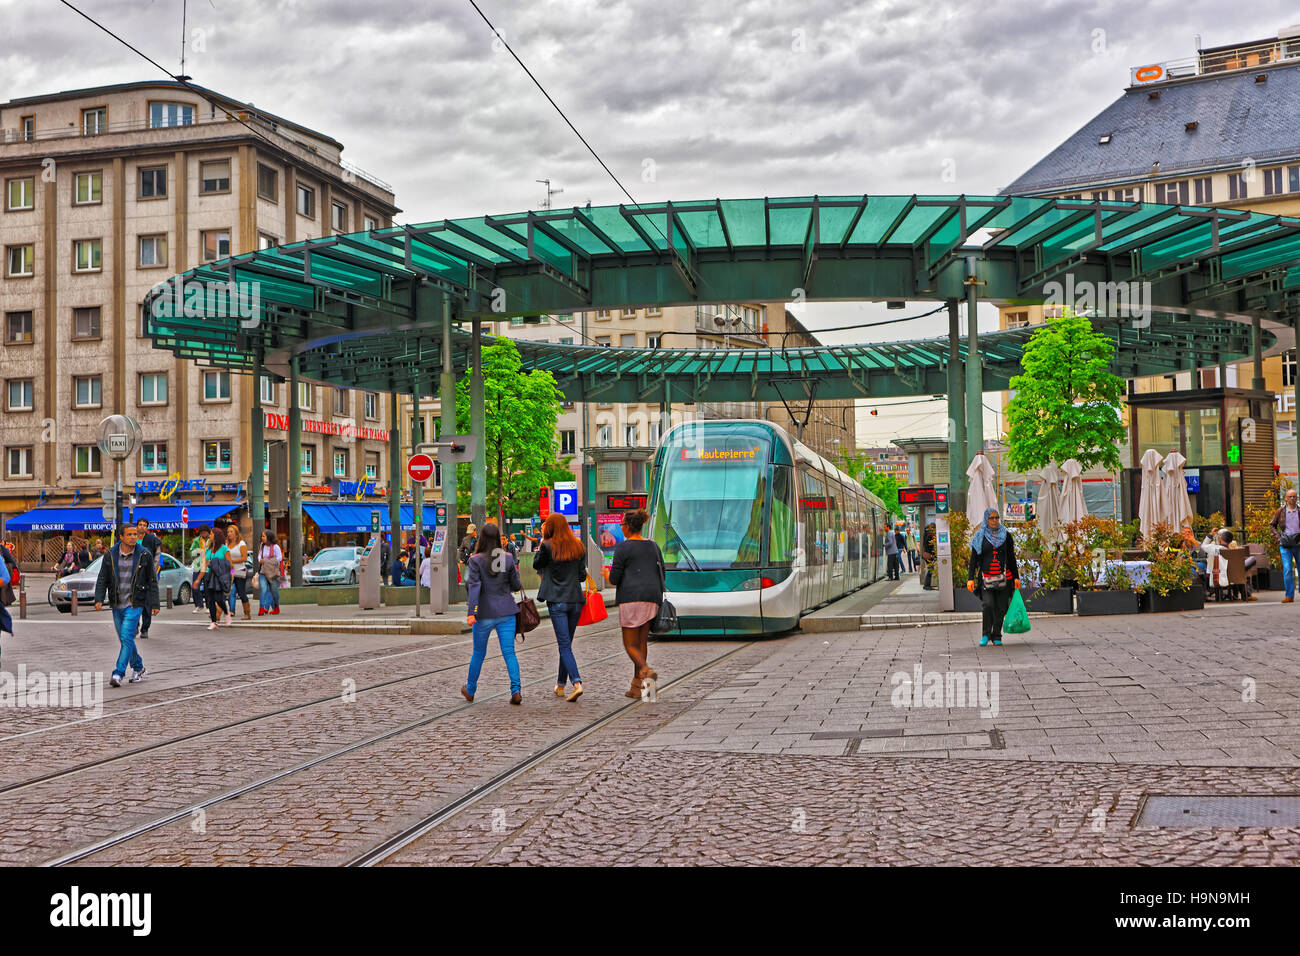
[
  {"x1": 316, "y1": 586, "x2": 359, "y2": 606},
  {"x1": 277, "y1": 586, "x2": 322, "y2": 605},
  {"x1": 953, "y1": 588, "x2": 983, "y2": 612},
  {"x1": 1145, "y1": 585, "x2": 1205, "y2": 613},
  {"x1": 1023, "y1": 587, "x2": 1072, "y2": 614},
  {"x1": 1075, "y1": 589, "x2": 1139, "y2": 616},
  {"x1": 1255, "y1": 569, "x2": 1283, "y2": 591}
]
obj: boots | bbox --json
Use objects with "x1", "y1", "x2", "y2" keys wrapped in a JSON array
[{"x1": 242, "y1": 600, "x2": 251, "y2": 620}]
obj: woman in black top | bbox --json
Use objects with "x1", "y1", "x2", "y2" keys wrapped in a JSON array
[
  {"x1": 534, "y1": 513, "x2": 587, "y2": 701},
  {"x1": 602, "y1": 509, "x2": 664, "y2": 698},
  {"x1": 966, "y1": 507, "x2": 1020, "y2": 646}
]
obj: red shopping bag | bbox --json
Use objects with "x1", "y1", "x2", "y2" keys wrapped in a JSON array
[{"x1": 577, "y1": 578, "x2": 607, "y2": 626}]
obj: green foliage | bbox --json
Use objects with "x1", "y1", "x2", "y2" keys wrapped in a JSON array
[
  {"x1": 1191, "y1": 510, "x2": 1226, "y2": 541},
  {"x1": 1005, "y1": 311, "x2": 1127, "y2": 473},
  {"x1": 453, "y1": 338, "x2": 572, "y2": 520},
  {"x1": 1142, "y1": 524, "x2": 1197, "y2": 596},
  {"x1": 947, "y1": 510, "x2": 970, "y2": 588},
  {"x1": 1016, "y1": 523, "x2": 1066, "y2": 590}
]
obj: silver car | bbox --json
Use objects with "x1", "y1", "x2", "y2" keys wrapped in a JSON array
[
  {"x1": 302, "y1": 546, "x2": 362, "y2": 585},
  {"x1": 49, "y1": 553, "x2": 194, "y2": 612}
]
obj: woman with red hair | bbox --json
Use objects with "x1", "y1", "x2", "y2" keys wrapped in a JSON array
[{"x1": 534, "y1": 513, "x2": 588, "y2": 701}]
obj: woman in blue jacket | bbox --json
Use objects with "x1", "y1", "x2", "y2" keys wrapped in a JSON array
[{"x1": 462, "y1": 523, "x2": 524, "y2": 705}]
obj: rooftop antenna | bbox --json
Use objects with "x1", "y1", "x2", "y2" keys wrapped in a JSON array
[
  {"x1": 180, "y1": 0, "x2": 187, "y2": 77},
  {"x1": 536, "y1": 178, "x2": 563, "y2": 210}
]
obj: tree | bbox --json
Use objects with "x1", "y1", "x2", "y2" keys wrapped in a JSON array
[
  {"x1": 453, "y1": 338, "x2": 573, "y2": 522},
  {"x1": 1005, "y1": 310, "x2": 1126, "y2": 473},
  {"x1": 839, "y1": 452, "x2": 904, "y2": 520}
]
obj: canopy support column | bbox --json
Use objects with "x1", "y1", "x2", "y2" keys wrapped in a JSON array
[
  {"x1": 388, "y1": 390, "x2": 401, "y2": 569},
  {"x1": 250, "y1": 350, "x2": 264, "y2": 538},
  {"x1": 440, "y1": 295, "x2": 459, "y2": 603},
  {"x1": 946, "y1": 298, "x2": 967, "y2": 511},
  {"x1": 471, "y1": 316, "x2": 486, "y2": 529},
  {"x1": 288, "y1": 355, "x2": 303, "y2": 588},
  {"x1": 964, "y1": 258, "x2": 983, "y2": 497},
  {"x1": 1251, "y1": 313, "x2": 1265, "y2": 390}
]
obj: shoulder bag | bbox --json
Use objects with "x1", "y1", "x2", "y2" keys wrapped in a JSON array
[
  {"x1": 650, "y1": 550, "x2": 678, "y2": 634},
  {"x1": 515, "y1": 587, "x2": 541, "y2": 638}
]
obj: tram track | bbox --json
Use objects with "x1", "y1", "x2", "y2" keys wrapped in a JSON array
[{"x1": 0, "y1": 619, "x2": 625, "y2": 799}]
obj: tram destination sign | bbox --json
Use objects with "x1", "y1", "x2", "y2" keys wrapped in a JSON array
[{"x1": 898, "y1": 486, "x2": 936, "y2": 506}]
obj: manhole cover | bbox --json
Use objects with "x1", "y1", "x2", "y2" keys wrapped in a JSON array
[{"x1": 1137, "y1": 795, "x2": 1300, "y2": 827}]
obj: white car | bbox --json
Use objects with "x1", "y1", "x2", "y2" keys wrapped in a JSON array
[{"x1": 302, "y1": 546, "x2": 363, "y2": 585}]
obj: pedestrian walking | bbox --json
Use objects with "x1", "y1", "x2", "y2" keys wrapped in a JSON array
[
  {"x1": 534, "y1": 513, "x2": 586, "y2": 702},
  {"x1": 457, "y1": 523, "x2": 478, "y2": 572},
  {"x1": 601, "y1": 509, "x2": 663, "y2": 699},
  {"x1": 894, "y1": 524, "x2": 909, "y2": 573},
  {"x1": 92, "y1": 523, "x2": 158, "y2": 688},
  {"x1": 461, "y1": 522, "x2": 524, "y2": 705},
  {"x1": 380, "y1": 535, "x2": 392, "y2": 587},
  {"x1": 920, "y1": 522, "x2": 937, "y2": 590},
  {"x1": 203, "y1": 529, "x2": 233, "y2": 629},
  {"x1": 225, "y1": 524, "x2": 252, "y2": 620},
  {"x1": 0, "y1": 545, "x2": 16, "y2": 666},
  {"x1": 906, "y1": 524, "x2": 919, "y2": 573},
  {"x1": 257, "y1": 530, "x2": 282, "y2": 615},
  {"x1": 190, "y1": 525, "x2": 212, "y2": 613},
  {"x1": 135, "y1": 518, "x2": 162, "y2": 638},
  {"x1": 966, "y1": 507, "x2": 1020, "y2": 647},
  {"x1": 1272, "y1": 487, "x2": 1300, "y2": 603},
  {"x1": 884, "y1": 523, "x2": 900, "y2": 580}
]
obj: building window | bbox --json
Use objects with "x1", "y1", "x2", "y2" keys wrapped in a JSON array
[
  {"x1": 363, "y1": 215, "x2": 378, "y2": 231},
  {"x1": 73, "y1": 375, "x2": 102, "y2": 408},
  {"x1": 365, "y1": 453, "x2": 379, "y2": 480},
  {"x1": 6, "y1": 380, "x2": 34, "y2": 411},
  {"x1": 1153, "y1": 180, "x2": 1188, "y2": 205},
  {"x1": 333, "y1": 387, "x2": 349, "y2": 415},
  {"x1": 258, "y1": 233, "x2": 278, "y2": 250},
  {"x1": 201, "y1": 229, "x2": 230, "y2": 262},
  {"x1": 1194, "y1": 177, "x2": 1213, "y2": 204},
  {"x1": 203, "y1": 440, "x2": 233, "y2": 472},
  {"x1": 298, "y1": 382, "x2": 314, "y2": 410},
  {"x1": 75, "y1": 445, "x2": 102, "y2": 475},
  {"x1": 5, "y1": 245, "x2": 34, "y2": 277},
  {"x1": 1263, "y1": 167, "x2": 1284, "y2": 196},
  {"x1": 6, "y1": 447, "x2": 33, "y2": 479},
  {"x1": 333, "y1": 449, "x2": 348, "y2": 477},
  {"x1": 649, "y1": 420, "x2": 661, "y2": 445},
  {"x1": 138, "y1": 234, "x2": 168, "y2": 268},
  {"x1": 73, "y1": 239, "x2": 102, "y2": 272},
  {"x1": 595, "y1": 310, "x2": 611, "y2": 319},
  {"x1": 81, "y1": 107, "x2": 107, "y2": 136},
  {"x1": 331, "y1": 201, "x2": 347, "y2": 232},
  {"x1": 139, "y1": 373, "x2": 168, "y2": 405},
  {"x1": 1284, "y1": 350, "x2": 1297, "y2": 388},
  {"x1": 364, "y1": 392, "x2": 378, "y2": 420},
  {"x1": 138, "y1": 166, "x2": 167, "y2": 199},
  {"x1": 621, "y1": 308, "x2": 637, "y2": 318},
  {"x1": 595, "y1": 335, "x2": 611, "y2": 347},
  {"x1": 74, "y1": 172, "x2": 102, "y2": 205},
  {"x1": 646, "y1": 306, "x2": 662, "y2": 316},
  {"x1": 149, "y1": 102, "x2": 193, "y2": 128},
  {"x1": 1228, "y1": 172, "x2": 1248, "y2": 200},
  {"x1": 300, "y1": 444, "x2": 316, "y2": 475},
  {"x1": 1113, "y1": 186, "x2": 1139, "y2": 202},
  {"x1": 597, "y1": 424, "x2": 612, "y2": 447},
  {"x1": 203, "y1": 370, "x2": 231, "y2": 401},
  {"x1": 1005, "y1": 311, "x2": 1029, "y2": 329},
  {"x1": 20, "y1": 116, "x2": 34, "y2": 142},
  {"x1": 624, "y1": 424, "x2": 639, "y2": 446},
  {"x1": 199, "y1": 160, "x2": 231, "y2": 194},
  {"x1": 1289, "y1": 166, "x2": 1300, "y2": 194},
  {"x1": 620, "y1": 333, "x2": 637, "y2": 347},
  {"x1": 559, "y1": 337, "x2": 574, "y2": 345},
  {"x1": 296, "y1": 183, "x2": 315, "y2": 218},
  {"x1": 1089, "y1": 190, "x2": 1109, "y2": 201},
  {"x1": 72, "y1": 306, "x2": 102, "y2": 340},
  {"x1": 646, "y1": 333, "x2": 660, "y2": 349},
  {"x1": 140, "y1": 442, "x2": 168, "y2": 474},
  {"x1": 5, "y1": 311, "x2": 33, "y2": 344},
  {"x1": 5, "y1": 177, "x2": 34, "y2": 211},
  {"x1": 260, "y1": 375, "x2": 276, "y2": 404},
  {"x1": 257, "y1": 164, "x2": 278, "y2": 201},
  {"x1": 560, "y1": 430, "x2": 576, "y2": 455}
]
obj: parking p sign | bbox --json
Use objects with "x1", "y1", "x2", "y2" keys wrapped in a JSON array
[{"x1": 554, "y1": 481, "x2": 579, "y2": 518}]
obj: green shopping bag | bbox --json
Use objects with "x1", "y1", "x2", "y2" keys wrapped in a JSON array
[{"x1": 1003, "y1": 590, "x2": 1031, "y2": 634}]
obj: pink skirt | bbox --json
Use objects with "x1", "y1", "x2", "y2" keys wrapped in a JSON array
[{"x1": 618, "y1": 601, "x2": 659, "y2": 628}]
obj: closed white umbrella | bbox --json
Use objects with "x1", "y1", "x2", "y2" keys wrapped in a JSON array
[
  {"x1": 1162, "y1": 450, "x2": 1193, "y2": 531},
  {"x1": 1058, "y1": 458, "x2": 1088, "y2": 526},
  {"x1": 965, "y1": 453, "x2": 997, "y2": 528},
  {"x1": 1035, "y1": 462, "x2": 1063, "y2": 541},
  {"x1": 1138, "y1": 448, "x2": 1165, "y2": 541}
]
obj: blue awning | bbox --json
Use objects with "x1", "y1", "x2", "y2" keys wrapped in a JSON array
[
  {"x1": 5, "y1": 507, "x2": 115, "y2": 531},
  {"x1": 303, "y1": 503, "x2": 415, "y2": 534},
  {"x1": 129, "y1": 504, "x2": 238, "y2": 530}
]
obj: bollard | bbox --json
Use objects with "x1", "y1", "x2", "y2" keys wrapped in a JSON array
[
  {"x1": 70, "y1": 591, "x2": 78, "y2": 616},
  {"x1": 166, "y1": 585, "x2": 173, "y2": 609},
  {"x1": 18, "y1": 580, "x2": 26, "y2": 619}
]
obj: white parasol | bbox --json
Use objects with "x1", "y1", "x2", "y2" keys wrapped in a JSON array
[
  {"x1": 1035, "y1": 462, "x2": 1063, "y2": 541},
  {"x1": 1137, "y1": 448, "x2": 1165, "y2": 541},
  {"x1": 965, "y1": 453, "x2": 998, "y2": 529},
  {"x1": 1058, "y1": 458, "x2": 1088, "y2": 526},
  {"x1": 1161, "y1": 450, "x2": 1194, "y2": 531}
]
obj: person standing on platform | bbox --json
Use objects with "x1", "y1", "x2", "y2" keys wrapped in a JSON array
[
  {"x1": 135, "y1": 518, "x2": 162, "y2": 639},
  {"x1": 966, "y1": 507, "x2": 1020, "y2": 647},
  {"x1": 380, "y1": 535, "x2": 392, "y2": 587},
  {"x1": 93, "y1": 524, "x2": 158, "y2": 687},
  {"x1": 258, "y1": 530, "x2": 282, "y2": 615},
  {"x1": 884, "y1": 523, "x2": 900, "y2": 580},
  {"x1": 190, "y1": 525, "x2": 211, "y2": 613},
  {"x1": 534, "y1": 513, "x2": 586, "y2": 702},
  {"x1": 0, "y1": 546, "x2": 15, "y2": 665},
  {"x1": 1272, "y1": 487, "x2": 1300, "y2": 604},
  {"x1": 603, "y1": 509, "x2": 664, "y2": 700},
  {"x1": 921, "y1": 522, "x2": 937, "y2": 590},
  {"x1": 226, "y1": 524, "x2": 252, "y2": 619},
  {"x1": 461, "y1": 522, "x2": 524, "y2": 705},
  {"x1": 203, "y1": 529, "x2": 232, "y2": 629}
]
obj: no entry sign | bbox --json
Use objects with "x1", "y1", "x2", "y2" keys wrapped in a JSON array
[
  {"x1": 181, "y1": 507, "x2": 189, "y2": 525},
  {"x1": 407, "y1": 454, "x2": 435, "y2": 483}
]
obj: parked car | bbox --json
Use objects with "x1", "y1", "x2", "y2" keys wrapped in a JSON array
[
  {"x1": 302, "y1": 546, "x2": 363, "y2": 586},
  {"x1": 48, "y1": 553, "x2": 193, "y2": 612}
]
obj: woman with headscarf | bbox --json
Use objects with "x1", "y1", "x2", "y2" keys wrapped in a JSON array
[{"x1": 966, "y1": 507, "x2": 1020, "y2": 646}]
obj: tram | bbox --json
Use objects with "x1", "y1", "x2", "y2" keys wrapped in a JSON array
[{"x1": 646, "y1": 419, "x2": 891, "y2": 636}]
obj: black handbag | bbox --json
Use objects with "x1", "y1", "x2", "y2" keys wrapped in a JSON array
[
  {"x1": 515, "y1": 587, "x2": 540, "y2": 638},
  {"x1": 650, "y1": 553, "x2": 678, "y2": 634}
]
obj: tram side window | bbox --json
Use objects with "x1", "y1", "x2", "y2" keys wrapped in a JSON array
[
  {"x1": 769, "y1": 465, "x2": 795, "y2": 566},
  {"x1": 828, "y1": 478, "x2": 844, "y2": 563},
  {"x1": 800, "y1": 468, "x2": 828, "y2": 565}
]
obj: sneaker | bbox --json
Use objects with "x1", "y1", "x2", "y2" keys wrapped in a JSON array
[
  {"x1": 207, "y1": 622, "x2": 218, "y2": 630},
  {"x1": 991, "y1": 638, "x2": 1002, "y2": 646},
  {"x1": 129, "y1": 666, "x2": 146, "y2": 683},
  {"x1": 979, "y1": 635, "x2": 989, "y2": 646},
  {"x1": 109, "y1": 675, "x2": 122, "y2": 688}
]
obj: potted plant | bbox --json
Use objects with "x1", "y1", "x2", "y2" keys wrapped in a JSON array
[
  {"x1": 1140, "y1": 523, "x2": 1204, "y2": 612},
  {"x1": 947, "y1": 511, "x2": 984, "y2": 611},
  {"x1": 1075, "y1": 559, "x2": 1141, "y2": 615},
  {"x1": 1015, "y1": 524, "x2": 1073, "y2": 613}
]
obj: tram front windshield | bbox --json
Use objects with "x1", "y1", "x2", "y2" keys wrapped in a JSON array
[{"x1": 652, "y1": 438, "x2": 768, "y2": 569}]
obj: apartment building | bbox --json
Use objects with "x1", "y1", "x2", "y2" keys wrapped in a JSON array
[{"x1": 0, "y1": 80, "x2": 400, "y2": 557}]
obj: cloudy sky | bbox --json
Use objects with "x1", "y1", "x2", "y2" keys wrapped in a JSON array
[{"x1": 1, "y1": 0, "x2": 1286, "y2": 443}]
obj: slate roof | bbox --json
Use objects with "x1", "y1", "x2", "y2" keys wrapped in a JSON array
[{"x1": 1003, "y1": 59, "x2": 1300, "y2": 195}]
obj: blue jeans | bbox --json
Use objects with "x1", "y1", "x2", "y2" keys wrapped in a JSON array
[
  {"x1": 111, "y1": 606, "x2": 145, "y2": 679},
  {"x1": 466, "y1": 615, "x2": 521, "y2": 696},
  {"x1": 259, "y1": 574, "x2": 280, "y2": 610},
  {"x1": 1282, "y1": 546, "x2": 1300, "y2": 599},
  {"x1": 548, "y1": 601, "x2": 583, "y2": 685}
]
